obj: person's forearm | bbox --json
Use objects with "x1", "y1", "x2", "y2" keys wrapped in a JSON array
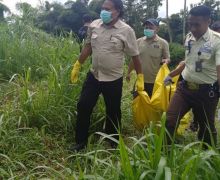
[
  {"x1": 127, "y1": 60, "x2": 134, "y2": 74},
  {"x1": 169, "y1": 67, "x2": 184, "y2": 77},
  {"x1": 169, "y1": 62, "x2": 185, "y2": 77},
  {"x1": 78, "y1": 43, "x2": 92, "y2": 64},
  {"x1": 132, "y1": 55, "x2": 142, "y2": 74}
]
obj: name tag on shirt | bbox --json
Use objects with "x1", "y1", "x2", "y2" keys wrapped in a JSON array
[
  {"x1": 195, "y1": 61, "x2": 202, "y2": 72},
  {"x1": 199, "y1": 41, "x2": 212, "y2": 54},
  {"x1": 153, "y1": 45, "x2": 160, "y2": 48},
  {"x1": 185, "y1": 40, "x2": 193, "y2": 53}
]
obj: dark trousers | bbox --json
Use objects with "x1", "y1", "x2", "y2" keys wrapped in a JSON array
[
  {"x1": 144, "y1": 83, "x2": 154, "y2": 98},
  {"x1": 166, "y1": 81, "x2": 219, "y2": 146},
  {"x1": 75, "y1": 72, "x2": 123, "y2": 144}
]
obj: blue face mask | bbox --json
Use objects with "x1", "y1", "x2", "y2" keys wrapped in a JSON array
[
  {"x1": 100, "y1": 10, "x2": 113, "y2": 24},
  {"x1": 144, "y1": 29, "x2": 155, "y2": 38}
]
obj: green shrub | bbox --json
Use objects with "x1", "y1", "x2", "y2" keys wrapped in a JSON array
[
  {"x1": 0, "y1": 22, "x2": 79, "y2": 80},
  {"x1": 169, "y1": 43, "x2": 185, "y2": 68}
]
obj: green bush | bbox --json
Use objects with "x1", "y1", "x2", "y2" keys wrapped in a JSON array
[
  {"x1": 0, "y1": 22, "x2": 83, "y2": 134},
  {"x1": 0, "y1": 22, "x2": 79, "y2": 80},
  {"x1": 169, "y1": 42, "x2": 185, "y2": 68},
  {"x1": 0, "y1": 21, "x2": 108, "y2": 137}
]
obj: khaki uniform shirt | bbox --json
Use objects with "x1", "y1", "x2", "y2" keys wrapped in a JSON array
[
  {"x1": 182, "y1": 28, "x2": 220, "y2": 84},
  {"x1": 137, "y1": 35, "x2": 170, "y2": 83},
  {"x1": 85, "y1": 19, "x2": 139, "y2": 81}
]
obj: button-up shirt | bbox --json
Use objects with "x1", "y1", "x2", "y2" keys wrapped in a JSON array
[
  {"x1": 182, "y1": 28, "x2": 220, "y2": 84},
  {"x1": 137, "y1": 35, "x2": 170, "y2": 83},
  {"x1": 85, "y1": 19, "x2": 139, "y2": 81}
]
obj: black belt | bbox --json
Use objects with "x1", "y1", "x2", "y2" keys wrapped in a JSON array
[{"x1": 182, "y1": 80, "x2": 217, "y2": 90}]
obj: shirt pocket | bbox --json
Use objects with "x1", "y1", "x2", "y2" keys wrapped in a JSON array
[
  {"x1": 110, "y1": 36, "x2": 124, "y2": 52},
  {"x1": 199, "y1": 43, "x2": 212, "y2": 61},
  {"x1": 139, "y1": 44, "x2": 147, "y2": 54},
  {"x1": 149, "y1": 47, "x2": 162, "y2": 58},
  {"x1": 91, "y1": 33, "x2": 98, "y2": 47},
  {"x1": 200, "y1": 52, "x2": 212, "y2": 61}
]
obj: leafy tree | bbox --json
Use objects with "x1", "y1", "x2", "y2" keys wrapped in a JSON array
[
  {"x1": 123, "y1": 0, "x2": 142, "y2": 36},
  {"x1": 0, "y1": 2, "x2": 10, "y2": 21},
  {"x1": 89, "y1": 0, "x2": 105, "y2": 17},
  {"x1": 169, "y1": 43, "x2": 185, "y2": 67},
  {"x1": 158, "y1": 23, "x2": 169, "y2": 41},
  {"x1": 45, "y1": 1, "x2": 51, "y2": 11},
  {"x1": 36, "y1": 2, "x2": 65, "y2": 33},
  {"x1": 80, "y1": 0, "x2": 90, "y2": 6},
  {"x1": 10, "y1": 0, "x2": 166, "y2": 40},
  {"x1": 191, "y1": 0, "x2": 220, "y2": 21},
  {"x1": 165, "y1": 0, "x2": 172, "y2": 42},
  {"x1": 36, "y1": 1, "x2": 92, "y2": 35},
  {"x1": 15, "y1": 2, "x2": 38, "y2": 24},
  {"x1": 159, "y1": 13, "x2": 186, "y2": 44},
  {"x1": 64, "y1": 1, "x2": 75, "y2": 8},
  {"x1": 183, "y1": 0, "x2": 187, "y2": 42},
  {"x1": 140, "y1": 0, "x2": 162, "y2": 18},
  {"x1": 123, "y1": 0, "x2": 163, "y2": 38},
  {"x1": 169, "y1": 13, "x2": 184, "y2": 43}
]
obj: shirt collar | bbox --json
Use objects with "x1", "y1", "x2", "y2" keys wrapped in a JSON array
[
  {"x1": 113, "y1": 19, "x2": 122, "y2": 29},
  {"x1": 100, "y1": 19, "x2": 122, "y2": 29},
  {"x1": 189, "y1": 28, "x2": 210, "y2": 42},
  {"x1": 144, "y1": 35, "x2": 159, "y2": 42},
  {"x1": 201, "y1": 28, "x2": 210, "y2": 41}
]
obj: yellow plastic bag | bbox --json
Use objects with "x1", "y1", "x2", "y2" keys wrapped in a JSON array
[
  {"x1": 151, "y1": 64, "x2": 179, "y2": 112},
  {"x1": 132, "y1": 91, "x2": 162, "y2": 130},
  {"x1": 132, "y1": 64, "x2": 191, "y2": 134},
  {"x1": 177, "y1": 112, "x2": 191, "y2": 135}
]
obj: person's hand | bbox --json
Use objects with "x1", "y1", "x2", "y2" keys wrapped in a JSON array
[
  {"x1": 164, "y1": 75, "x2": 172, "y2": 86},
  {"x1": 162, "y1": 59, "x2": 170, "y2": 64},
  {"x1": 136, "y1": 74, "x2": 144, "y2": 91},
  {"x1": 71, "y1": 60, "x2": 81, "y2": 83},
  {"x1": 126, "y1": 73, "x2": 131, "y2": 82}
]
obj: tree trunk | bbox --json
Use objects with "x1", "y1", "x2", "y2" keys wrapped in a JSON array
[
  {"x1": 183, "y1": 0, "x2": 187, "y2": 44},
  {"x1": 166, "y1": 0, "x2": 172, "y2": 43}
]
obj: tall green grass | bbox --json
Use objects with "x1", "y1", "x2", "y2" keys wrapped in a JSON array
[{"x1": 0, "y1": 22, "x2": 220, "y2": 179}]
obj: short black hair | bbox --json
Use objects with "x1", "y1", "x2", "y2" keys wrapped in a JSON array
[
  {"x1": 83, "y1": 14, "x2": 92, "y2": 23},
  {"x1": 189, "y1": 5, "x2": 211, "y2": 18},
  {"x1": 211, "y1": 21, "x2": 220, "y2": 31},
  {"x1": 108, "y1": 0, "x2": 124, "y2": 17}
]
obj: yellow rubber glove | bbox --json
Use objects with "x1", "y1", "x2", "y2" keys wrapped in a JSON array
[
  {"x1": 71, "y1": 60, "x2": 81, "y2": 83},
  {"x1": 136, "y1": 74, "x2": 144, "y2": 91}
]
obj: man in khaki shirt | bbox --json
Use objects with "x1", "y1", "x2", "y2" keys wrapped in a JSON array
[
  {"x1": 69, "y1": 0, "x2": 144, "y2": 151},
  {"x1": 166, "y1": 5, "x2": 220, "y2": 148},
  {"x1": 127, "y1": 18, "x2": 170, "y2": 97}
]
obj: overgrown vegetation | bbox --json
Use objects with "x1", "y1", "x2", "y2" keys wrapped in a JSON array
[
  {"x1": 169, "y1": 43, "x2": 185, "y2": 68},
  {"x1": 0, "y1": 18, "x2": 220, "y2": 179},
  {"x1": 0, "y1": 0, "x2": 220, "y2": 179}
]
